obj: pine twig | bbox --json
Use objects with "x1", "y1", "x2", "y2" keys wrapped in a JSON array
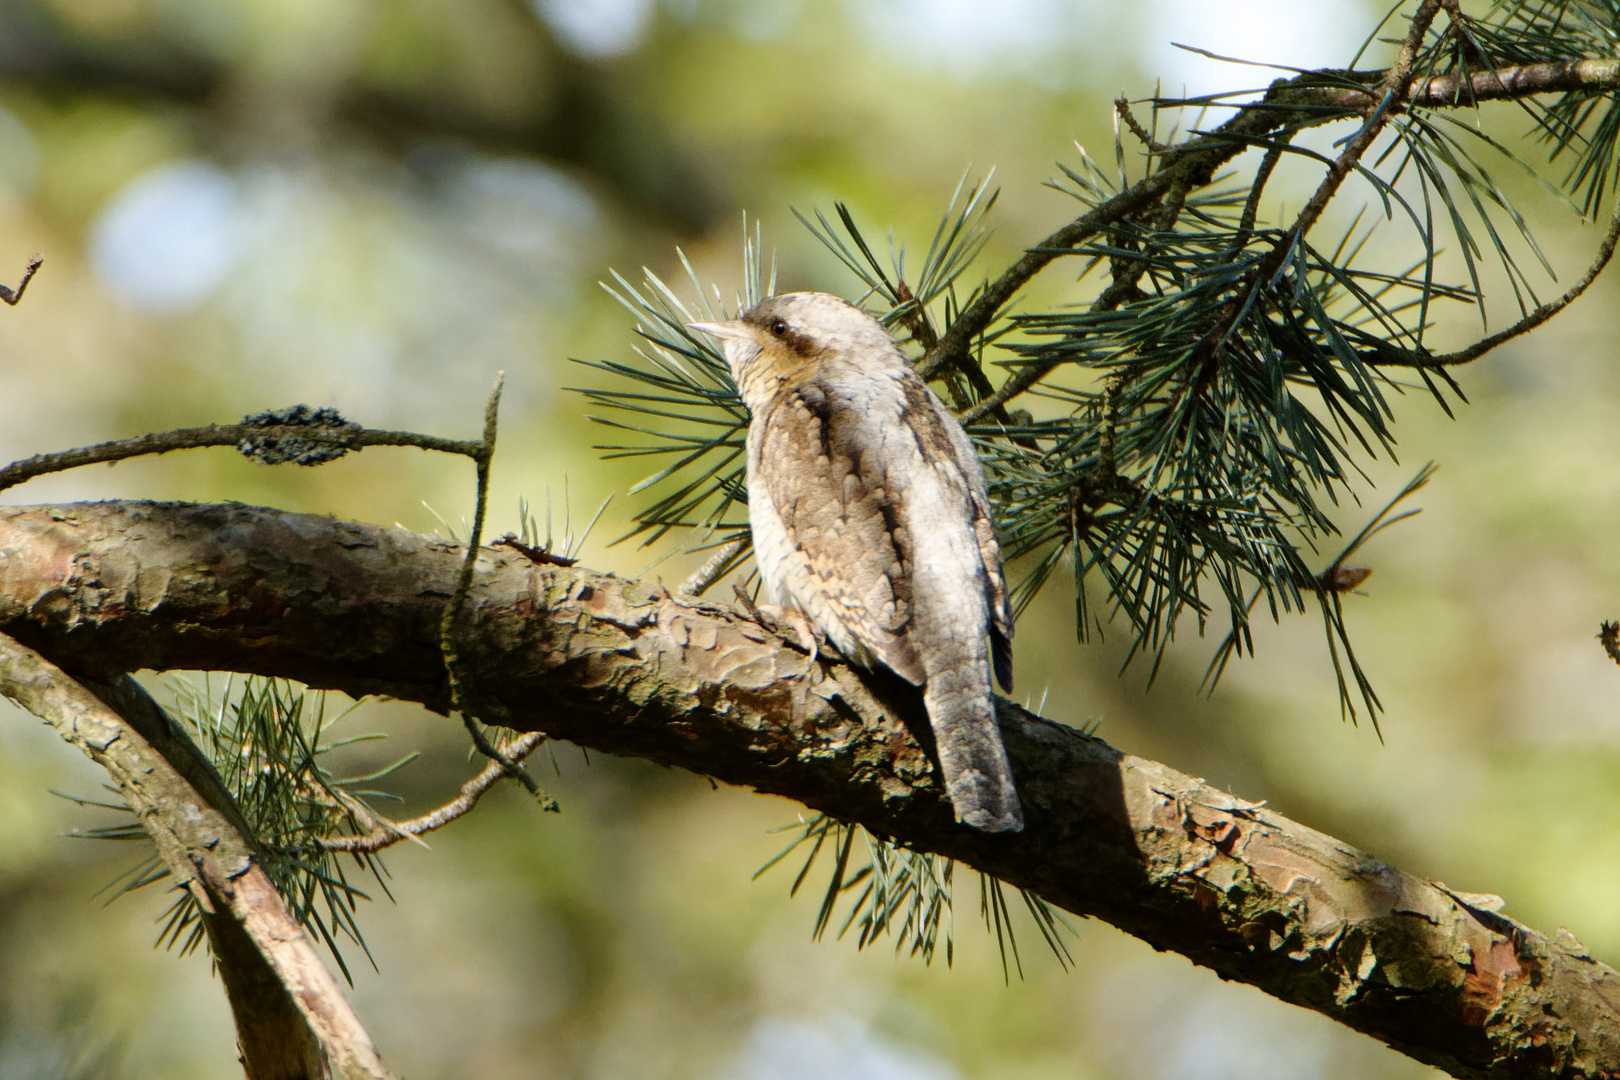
[
  {"x1": 680, "y1": 535, "x2": 746, "y2": 597},
  {"x1": 322, "y1": 733, "x2": 551, "y2": 853},
  {"x1": 1366, "y1": 198, "x2": 1620, "y2": 368},
  {"x1": 0, "y1": 408, "x2": 482, "y2": 494},
  {"x1": 437, "y1": 375, "x2": 551, "y2": 803},
  {"x1": 1115, "y1": 97, "x2": 1169, "y2": 155},
  {"x1": 0, "y1": 253, "x2": 41, "y2": 306}
]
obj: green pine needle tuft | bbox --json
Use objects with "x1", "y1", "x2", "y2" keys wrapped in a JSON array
[
  {"x1": 69, "y1": 677, "x2": 413, "y2": 984},
  {"x1": 757, "y1": 814, "x2": 1077, "y2": 976}
]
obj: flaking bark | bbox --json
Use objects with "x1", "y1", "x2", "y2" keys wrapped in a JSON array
[{"x1": 1, "y1": 500, "x2": 1617, "y2": 1080}]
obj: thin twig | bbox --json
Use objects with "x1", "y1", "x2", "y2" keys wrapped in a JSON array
[
  {"x1": 893, "y1": 280, "x2": 939, "y2": 351},
  {"x1": 680, "y1": 535, "x2": 746, "y2": 597},
  {"x1": 1236, "y1": 137, "x2": 1290, "y2": 242},
  {"x1": 899, "y1": 278, "x2": 986, "y2": 415},
  {"x1": 1115, "y1": 98, "x2": 1169, "y2": 154},
  {"x1": 322, "y1": 733, "x2": 549, "y2": 854},
  {"x1": 0, "y1": 418, "x2": 481, "y2": 494},
  {"x1": 491, "y1": 534, "x2": 578, "y2": 567},
  {"x1": 731, "y1": 581, "x2": 769, "y2": 627},
  {"x1": 0, "y1": 254, "x2": 41, "y2": 306},
  {"x1": 1283, "y1": 0, "x2": 1445, "y2": 262},
  {"x1": 1366, "y1": 198, "x2": 1620, "y2": 367},
  {"x1": 437, "y1": 374, "x2": 549, "y2": 802}
]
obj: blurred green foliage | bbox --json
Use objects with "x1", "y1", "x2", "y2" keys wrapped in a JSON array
[{"x1": 2, "y1": 1, "x2": 1620, "y2": 1078}]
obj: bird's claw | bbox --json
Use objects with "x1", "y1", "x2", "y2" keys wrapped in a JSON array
[
  {"x1": 775, "y1": 605, "x2": 820, "y2": 667},
  {"x1": 732, "y1": 585, "x2": 824, "y2": 668}
]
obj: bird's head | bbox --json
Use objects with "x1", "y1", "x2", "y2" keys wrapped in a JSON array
[{"x1": 690, "y1": 292, "x2": 901, "y2": 409}]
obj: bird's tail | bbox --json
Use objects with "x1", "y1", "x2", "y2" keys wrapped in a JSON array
[{"x1": 924, "y1": 658, "x2": 1024, "y2": 832}]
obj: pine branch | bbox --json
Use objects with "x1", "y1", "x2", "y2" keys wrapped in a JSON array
[
  {"x1": 0, "y1": 254, "x2": 41, "y2": 306},
  {"x1": 1365, "y1": 191, "x2": 1620, "y2": 367},
  {"x1": 939, "y1": 3, "x2": 1620, "y2": 706},
  {"x1": 4, "y1": 499, "x2": 1617, "y2": 1080},
  {"x1": 1376, "y1": 57, "x2": 1620, "y2": 107},
  {"x1": 928, "y1": 52, "x2": 1620, "y2": 404},
  {"x1": 318, "y1": 732, "x2": 548, "y2": 854},
  {"x1": 0, "y1": 630, "x2": 394, "y2": 1080},
  {"x1": 0, "y1": 406, "x2": 483, "y2": 494}
]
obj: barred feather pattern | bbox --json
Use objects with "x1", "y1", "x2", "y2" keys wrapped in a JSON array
[{"x1": 704, "y1": 291, "x2": 1022, "y2": 832}]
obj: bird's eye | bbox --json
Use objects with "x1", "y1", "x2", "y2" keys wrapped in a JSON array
[{"x1": 768, "y1": 318, "x2": 788, "y2": 336}]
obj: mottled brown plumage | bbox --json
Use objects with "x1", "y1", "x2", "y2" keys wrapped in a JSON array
[{"x1": 692, "y1": 292, "x2": 1022, "y2": 832}]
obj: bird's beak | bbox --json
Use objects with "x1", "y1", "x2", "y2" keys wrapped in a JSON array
[{"x1": 688, "y1": 319, "x2": 752, "y2": 341}]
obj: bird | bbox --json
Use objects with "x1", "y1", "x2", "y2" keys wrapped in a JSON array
[{"x1": 691, "y1": 292, "x2": 1024, "y2": 832}]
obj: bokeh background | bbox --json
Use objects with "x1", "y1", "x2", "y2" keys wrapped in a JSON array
[{"x1": 1, "y1": 1, "x2": 1617, "y2": 1077}]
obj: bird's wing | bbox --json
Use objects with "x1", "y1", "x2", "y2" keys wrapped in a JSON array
[
  {"x1": 906, "y1": 378, "x2": 1015, "y2": 693},
  {"x1": 974, "y1": 492, "x2": 1014, "y2": 693},
  {"x1": 758, "y1": 380, "x2": 926, "y2": 684}
]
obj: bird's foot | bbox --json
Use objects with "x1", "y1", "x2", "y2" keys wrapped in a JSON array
[
  {"x1": 770, "y1": 604, "x2": 821, "y2": 667},
  {"x1": 732, "y1": 585, "x2": 826, "y2": 667}
]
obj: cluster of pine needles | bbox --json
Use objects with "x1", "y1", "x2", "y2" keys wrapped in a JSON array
[{"x1": 64, "y1": 677, "x2": 411, "y2": 983}]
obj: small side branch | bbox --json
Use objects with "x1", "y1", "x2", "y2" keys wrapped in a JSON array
[
  {"x1": 1366, "y1": 198, "x2": 1620, "y2": 368},
  {"x1": 0, "y1": 254, "x2": 41, "y2": 306},
  {"x1": 1281, "y1": 0, "x2": 1444, "y2": 261},
  {"x1": 1115, "y1": 97, "x2": 1169, "y2": 155},
  {"x1": 0, "y1": 412, "x2": 482, "y2": 494},
  {"x1": 680, "y1": 535, "x2": 747, "y2": 597},
  {"x1": 437, "y1": 374, "x2": 550, "y2": 802},
  {"x1": 321, "y1": 732, "x2": 547, "y2": 854},
  {"x1": 1236, "y1": 137, "x2": 1290, "y2": 243},
  {"x1": 492, "y1": 534, "x2": 578, "y2": 567}
]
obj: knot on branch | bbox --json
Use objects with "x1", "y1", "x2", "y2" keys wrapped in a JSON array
[{"x1": 237, "y1": 406, "x2": 363, "y2": 467}]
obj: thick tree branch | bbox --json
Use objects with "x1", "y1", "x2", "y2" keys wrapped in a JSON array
[
  {"x1": 0, "y1": 500, "x2": 1616, "y2": 1080},
  {"x1": 0, "y1": 630, "x2": 394, "y2": 1080}
]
